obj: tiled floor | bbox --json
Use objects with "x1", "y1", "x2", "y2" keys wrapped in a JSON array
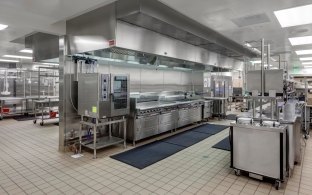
[{"x1": 0, "y1": 117, "x2": 311, "y2": 195}]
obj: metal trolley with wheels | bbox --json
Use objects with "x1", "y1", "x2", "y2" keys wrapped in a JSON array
[
  {"x1": 33, "y1": 98, "x2": 59, "y2": 126},
  {"x1": 230, "y1": 123, "x2": 288, "y2": 190}
]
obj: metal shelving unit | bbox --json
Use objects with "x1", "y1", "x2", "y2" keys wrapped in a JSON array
[{"x1": 79, "y1": 116, "x2": 127, "y2": 159}]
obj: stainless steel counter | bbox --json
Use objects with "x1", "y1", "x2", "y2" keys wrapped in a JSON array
[{"x1": 128, "y1": 98, "x2": 204, "y2": 144}]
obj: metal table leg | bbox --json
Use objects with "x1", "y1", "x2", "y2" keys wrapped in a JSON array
[
  {"x1": 93, "y1": 122, "x2": 97, "y2": 159},
  {"x1": 123, "y1": 117, "x2": 126, "y2": 149}
]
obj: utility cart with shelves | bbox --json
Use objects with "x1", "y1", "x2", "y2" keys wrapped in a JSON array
[{"x1": 33, "y1": 97, "x2": 59, "y2": 126}]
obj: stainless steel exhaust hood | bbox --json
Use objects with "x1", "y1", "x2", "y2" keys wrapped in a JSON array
[
  {"x1": 116, "y1": 0, "x2": 257, "y2": 59},
  {"x1": 67, "y1": 0, "x2": 255, "y2": 70},
  {"x1": 25, "y1": 32, "x2": 59, "y2": 62}
]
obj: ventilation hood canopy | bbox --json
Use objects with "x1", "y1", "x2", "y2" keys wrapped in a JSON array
[
  {"x1": 77, "y1": 47, "x2": 231, "y2": 72},
  {"x1": 66, "y1": 0, "x2": 248, "y2": 71},
  {"x1": 116, "y1": 0, "x2": 257, "y2": 59}
]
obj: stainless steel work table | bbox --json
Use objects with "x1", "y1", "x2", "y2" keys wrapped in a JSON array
[
  {"x1": 204, "y1": 97, "x2": 228, "y2": 119},
  {"x1": 0, "y1": 96, "x2": 58, "y2": 119}
]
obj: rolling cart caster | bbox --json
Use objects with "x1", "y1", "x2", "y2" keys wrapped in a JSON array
[
  {"x1": 234, "y1": 169, "x2": 241, "y2": 176},
  {"x1": 304, "y1": 134, "x2": 310, "y2": 139},
  {"x1": 40, "y1": 122, "x2": 44, "y2": 126},
  {"x1": 33, "y1": 120, "x2": 37, "y2": 124},
  {"x1": 275, "y1": 180, "x2": 281, "y2": 190}
]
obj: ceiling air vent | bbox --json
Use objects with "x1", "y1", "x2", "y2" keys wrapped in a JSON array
[{"x1": 231, "y1": 13, "x2": 270, "y2": 27}]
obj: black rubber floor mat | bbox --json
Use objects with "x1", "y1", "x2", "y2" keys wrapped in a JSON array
[
  {"x1": 192, "y1": 124, "x2": 229, "y2": 135},
  {"x1": 111, "y1": 142, "x2": 185, "y2": 169},
  {"x1": 212, "y1": 136, "x2": 231, "y2": 151},
  {"x1": 162, "y1": 131, "x2": 213, "y2": 147},
  {"x1": 13, "y1": 115, "x2": 35, "y2": 121}
]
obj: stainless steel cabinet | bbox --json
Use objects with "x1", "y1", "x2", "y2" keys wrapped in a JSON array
[
  {"x1": 135, "y1": 115, "x2": 159, "y2": 141},
  {"x1": 159, "y1": 111, "x2": 178, "y2": 133},
  {"x1": 178, "y1": 107, "x2": 201, "y2": 128},
  {"x1": 203, "y1": 100, "x2": 213, "y2": 119}
]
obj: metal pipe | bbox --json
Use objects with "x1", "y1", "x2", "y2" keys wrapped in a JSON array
[
  {"x1": 267, "y1": 44, "x2": 270, "y2": 70},
  {"x1": 271, "y1": 100, "x2": 274, "y2": 119},
  {"x1": 279, "y1": 55, "x2": 281, "y2": 69},
  {"x1": 260, "y1": 38, "x2": 265, "y2": 118}
]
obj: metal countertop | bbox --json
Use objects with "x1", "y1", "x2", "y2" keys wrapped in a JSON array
[{"x1": 136, "y1": 99, "x2": 203, "y2": 111}]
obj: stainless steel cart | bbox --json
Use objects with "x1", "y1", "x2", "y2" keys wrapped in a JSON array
[
  {"x1": 33, "y1": 98, "x2": 59, "y2": 126},
  {"x1": 230, "y1": 122, "x2": 287, "y2": 190}
]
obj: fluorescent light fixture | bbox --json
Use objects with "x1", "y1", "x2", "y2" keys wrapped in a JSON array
[
  {"x1": 41, "y1": 62, "x2": 59, "y2": 66},
  {"x1": 274, "y1": 4, "x2": 312, "y2": 27},
  {"x1": 173, "y1": 67, "x2": 192, "y2": 71},
  {"x1": 296, "y1": 49, "x2": 312, "y2": 55},
  {"x1": 158, "y1": 65, "x2": 168, "y2": 68},
  {"x1": 127, "y1": 61, "x2": 139, "y2": 65},
  {"x1": 289, "y1": 36, "x2": 312, "y2": 46},
  {"x1": 300, "y1": 57, "x2": 312, "y2": 61},
  {"x1": 0, "y1": 24, "x2": 8, "y2": 30},
  {"x1": 245, "y1": 43, "x2": 252, "y2": 48},
  {"x1": 20, "y1": 49, "x2": 33, "y2": 54},
  {"x1": 0, "y1": 59, "x2": 19, "y2": 63},
  {"x1": 304, "y1": 65, "x2": 312, "y2": 68},
  {"x1": 302, "y1": 61, "x2": 312, "y2": 65},
  {"x1": 250, "y1": 60, "x2": 261, "y2": 64},
  {"x1": 264, "y1": 64, "x2": 273, "y2": 67},
  {"x1": 3, "y1": 55, "x2": 32, "y2": 59}
]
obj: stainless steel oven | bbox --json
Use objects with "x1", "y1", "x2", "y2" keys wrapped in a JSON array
[{"x1": 78, "y1": 73, "x2": 129, "y2": 118}]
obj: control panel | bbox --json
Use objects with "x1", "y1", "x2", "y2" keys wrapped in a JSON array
[{"x1": 100, "y1": 74, "x2": 110, "y2": 101}]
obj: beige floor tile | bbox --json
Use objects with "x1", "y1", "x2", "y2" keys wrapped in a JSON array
[{"x1": 0, "y1": 118, "x2": 311, "y2": 195}]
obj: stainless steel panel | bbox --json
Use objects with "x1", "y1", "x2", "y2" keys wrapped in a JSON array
[
  {"x1": 67, "y1": 3, "x2": 116, "y2": 54},
  {"x1": 178, "y1": 107, "x2": 201, "y2": 127},
  {"x1": 116, "y1": 0, "x2": 257, "y2": 59},
  {"x1": 135, "y1": 115, "x2": 159, "y2": 140},
  {"x1": 159, "y1": 111, "x2": 178, "y2": 133},
  {"x1": 247, "y1": 69, "x2": 284, "y2": 93},
  {"x1": 115, "y1": 21, "x2": 244, "y2": 69},
  {"x1": 26, "y1": 32, "x2": 59, "y2": 62},
  {"x1": 265, "y1": 69, "x2": 284, "y2": 94},
  {"x1": 232, "y1": 125, "x2": 287, "y2": 180},
  {"x1": 78, "y1": 73, "x2": 99, "y2": 117},
  {"x1": 247, "y1": 70, "x2": 262, "y2": 93}
]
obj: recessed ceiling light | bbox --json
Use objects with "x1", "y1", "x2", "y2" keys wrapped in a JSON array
[
  {"x1": 274, "y1": 4, "x2": 312, "y2": 27},
  {"x1": 3, "y1": 55, "x2": 32, "y2": 59},
  {"x1": 289, "y1": 36, "x2": 312, "y2": 46},
  {"x1": 245, "y1": 43, "x2": 252, "y2": 48},
  {"x1": 19, "y1": 49, "x2": 33, "y2": 54},
  {"x1": 300, "y1": 57, "x2": 312, "y2": 61},
  {"x1": 0, "y1": 24, "x2": 8, "y2": 30},
  {"x1": 250, "y1": 60, "x2": 261, "y2": 64},
  {"x1": 302, "y1": 61, "x2": 312, "y2": 65},
  {"x1": 296, "y1": 49, "x2": 312, "y2": 55},
  {"x1": 0, "y1": 59, "x2": 19, "y2": 63},
  {"x1": 41, "y1": 62, "x2": 59, "y2": 66}
]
